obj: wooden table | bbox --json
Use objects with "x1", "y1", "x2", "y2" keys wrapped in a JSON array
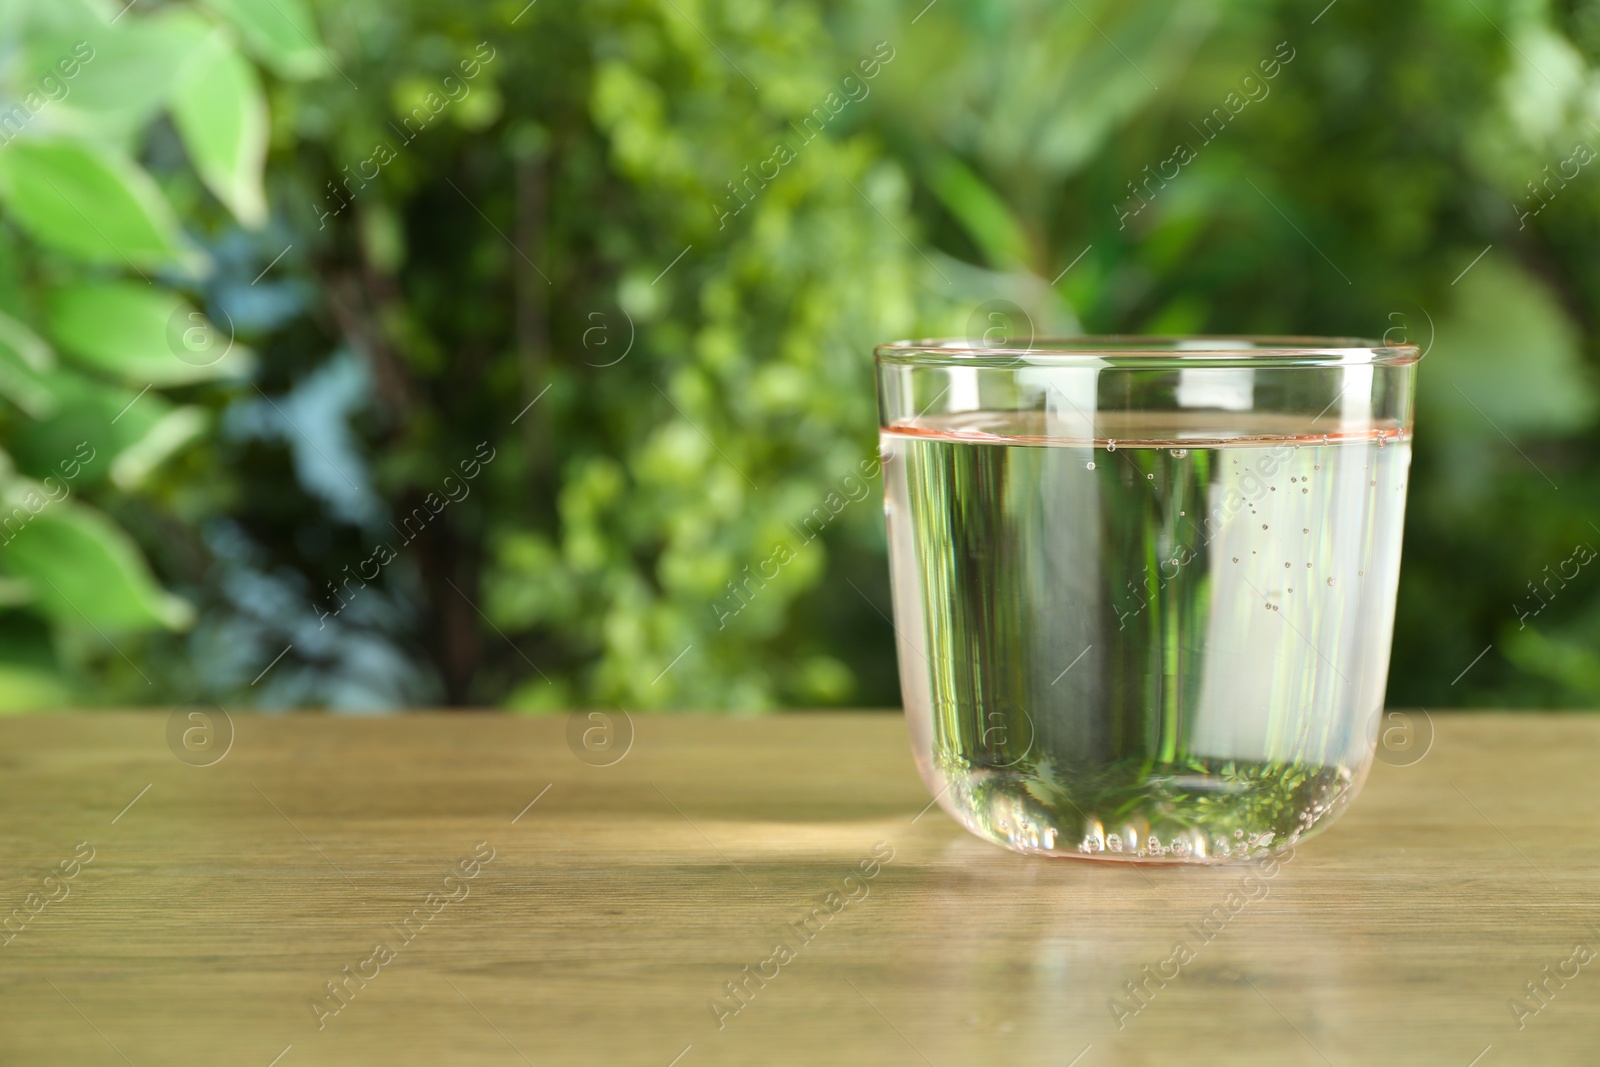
[{"x1": 0, "y1": 712, "x2": 1594, "y2": 1065}]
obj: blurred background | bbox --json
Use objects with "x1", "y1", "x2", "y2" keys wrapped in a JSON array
[{"x1": 0, "y1": 0, "x2": 1595, "y2": 714}]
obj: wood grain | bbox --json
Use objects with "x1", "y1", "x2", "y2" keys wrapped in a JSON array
[{"x1": 0, "y1": 711, "x2": 1595, "y2": 1065}]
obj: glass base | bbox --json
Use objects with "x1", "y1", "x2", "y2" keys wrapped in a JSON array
[{"x1": 930, "y1": 756, "x2": 1362, "y2": 863}]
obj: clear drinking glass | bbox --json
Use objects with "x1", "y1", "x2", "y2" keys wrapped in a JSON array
[{"x1": 877, "y1": 336, "x2": 1418, "y2": 863}]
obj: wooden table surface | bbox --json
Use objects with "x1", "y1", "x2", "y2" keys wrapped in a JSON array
[{"x1": 0, "y1": 711, "x2": 1595, "y2": 1066}]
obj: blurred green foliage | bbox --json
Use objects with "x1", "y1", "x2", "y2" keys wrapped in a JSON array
[{"x1": 0, "y1": 0, "x2": 1595, "y2": 712}]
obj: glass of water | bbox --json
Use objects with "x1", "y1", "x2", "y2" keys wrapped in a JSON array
[{"x1": 877, "y1": 337, "x2": 1418, "y2": 862}]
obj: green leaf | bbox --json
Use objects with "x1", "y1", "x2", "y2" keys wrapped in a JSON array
[
  {"x1": 926, "y1": 154, "x2": 1033, "y2": 270},
  {"x1": 199, "y1": 0, "x2": 328, "y2": 80},
  {"x1": 0, "y1": 308, "x2": 52, "y2": 372},
  {"x1": 48, "y1": 282, "x2": 253, "y2": 386},
  {"x1": 0, "y1": 353, "x2": 55, "y2": 419},
  {"x1": 0, "y1": 309, "x2": 57, "y2": 418},
  {"x1": 25, "y1": 17, "x2": 204, "y2": 139},
  {"x1": 0, "y1": 664, "x2": 70, "y2": 712},
  {"x1": 1502, "y1": 624, "x2": 1600, "y2": 698},
  {"x1": 0, "y1": 138, "x2": 193, "y2": 270},
  {"x1": 171, "y1": 30, "x2": 270, "y2": 227},
  {"x1": 8, "y1": 0, "x2": 104, "y2": 39},
  {"x1": 0, "y1": 499, "x2": 193, "y2": 631},
  {"x1": 5, "y1": 367, "x2": 169, "y2": 489},
  {"x1": 0, "y1": 605, "x2": 71, "y2": 709},
  {"x1": 0, "y1": 607, "x2": 72, "y2": 709},
  {"x1": 1427, "y1": 259, "x2": 1599, "y2": 438},
  {"x1": 110, "y1": 405, "x2": 210, "y2": 490}
]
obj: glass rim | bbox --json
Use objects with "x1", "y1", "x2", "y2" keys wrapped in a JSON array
[{"x1": 874, "y1": 334, "x2": 1421, "y2": 367}]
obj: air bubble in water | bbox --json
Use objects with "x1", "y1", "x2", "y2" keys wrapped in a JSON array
[
  {"x1": 1327, "y1": 578, "x2": 1336, "y2": 587},
  {"x1": 1171, "y1": 448, "x2": 1189, "y2": 458},
  {"x1": 1232, "y1": 557, "x2": 1239, "y2": 563},
  {"x1": 1146, "y1": 473, "x2": 1154, "y2": 480},
  {"x1": 1106, "y1": 440, "x2": 1117, "y2": 451},
  {"x1": 1086, "y1": 461, "x2": 1096, "y2": 470}
]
